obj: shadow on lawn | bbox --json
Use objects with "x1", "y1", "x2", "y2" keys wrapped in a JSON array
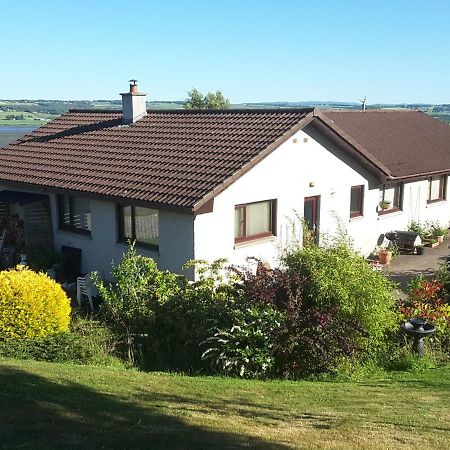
[
  {"x1": 0, "y1": 366, "x2": 291, "y2": 450},
  {"x1": 134, "y1": 389, "x2": 336, "y2": 431}
]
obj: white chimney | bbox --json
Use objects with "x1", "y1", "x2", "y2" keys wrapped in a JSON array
[{"x1": 120, "y1": 79, "x2": 147, "y2": 124}]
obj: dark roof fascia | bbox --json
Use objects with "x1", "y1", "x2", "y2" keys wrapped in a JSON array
[
  {"x1": 0, "y1": 180, "x2": 193, "y2": 215},
  {"x1": 387, "y1": 170, "x2": 450, "y2": 184},
  {"x1": 311, "y1": 109, "x2": 392, "y2": 180},
  {"x1": 192, "y1": 110, "x2": 315, "y2": 212}
]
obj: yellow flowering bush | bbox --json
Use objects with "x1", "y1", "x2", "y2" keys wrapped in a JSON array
[{"x1": 0, "y1": 266, "x2": 71, "y2": 338}]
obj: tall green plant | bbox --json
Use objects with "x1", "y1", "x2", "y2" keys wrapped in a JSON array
[
  {"x1": 282, "y1": 239, "x2": 397, "y2": 356},
  {"x1": 93, "y1": 244, "x2": 180, "y2": 364}
]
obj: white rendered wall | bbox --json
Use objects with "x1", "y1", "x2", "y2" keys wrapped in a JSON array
[{"x1": 193, "y1": 126, "x2": 450, "y2": 268}]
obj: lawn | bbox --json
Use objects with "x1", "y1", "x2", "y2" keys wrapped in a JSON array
[{"x1": 0, "y1": 359, "x2": 449, "y2": 449}]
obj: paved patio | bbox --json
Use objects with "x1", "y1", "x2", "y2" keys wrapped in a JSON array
[{"x1": 386, "y1": 239, "x2": 450, "y2": 294}]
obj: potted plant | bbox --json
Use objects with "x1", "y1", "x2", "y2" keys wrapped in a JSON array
[
  {"x1": 379, "y1": 200, "x2": 391, "y2": 211},
  {"x1": 430, "y1": 222, "x2": 447, "y2": 243},
  {"x1": 424, "y1": 237, "x2": 439, "y2": 248},
  {"x1": 378, "y1": 246, "x2": 392, "y2": 265},
  {"x1": 408, "y1": 220, "x2": 426, "y2": 240}
]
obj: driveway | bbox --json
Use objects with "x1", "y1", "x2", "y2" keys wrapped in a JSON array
[{"x1": 387, "y1": 240, "x2": 450, "y2": 293}]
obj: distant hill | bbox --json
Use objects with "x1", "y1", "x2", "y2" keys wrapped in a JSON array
[{"x1": 0, "y1": 99, "x2": 449, "y2": 125}]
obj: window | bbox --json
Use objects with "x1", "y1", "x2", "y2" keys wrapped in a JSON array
[
  {"x1": 234, "y1": 200, "x2": 276, "y2": 243},
  {"x1": 58, "y1": 195, "x2": 91, "y2": 234},
  {"x1": 428, "y1": 175, "x2": 447, "y2": 203},
  {"x1": 379, "y1": 183, "x2": 402, "y2": 213},
  {"x1": 118, "y1": 205, "x2": 159, "y2": 249},
  {"x1": 350, "y1": 185, "x2": 364, "y2": 218}
]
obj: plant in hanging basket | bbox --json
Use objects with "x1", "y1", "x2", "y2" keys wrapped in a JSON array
[{"x1": 379, "y1": 200, "x2": 391, "y2": 210}]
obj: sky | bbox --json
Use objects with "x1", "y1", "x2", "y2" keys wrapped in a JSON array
[{"x1": 1, "y1": 0, "x2": 450, "y2": 104}]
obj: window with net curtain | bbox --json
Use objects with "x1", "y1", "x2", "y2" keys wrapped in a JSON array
[
  {"x1": 234, "y1": 200, "x2": 275, "y2": 242},
  {"x1": 118, "y1": 205, "x2": 159, "y2": 248},
  {"x1": 58, "y1": 195, "x2": 91, "y2": 233},
  {"x1": 379, "y1": 183, "x2": 402, "y2": 211},
  {"x1": 428, "y1": 176, "x2": 447, "y2": 202}
]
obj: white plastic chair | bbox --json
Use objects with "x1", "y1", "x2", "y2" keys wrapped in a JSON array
[{"x1": 76, "y1": 274, "x2": 97, "y2": 310}]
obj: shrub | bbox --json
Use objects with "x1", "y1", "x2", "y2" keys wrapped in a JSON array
[
  {"x1": 0, "y1": 266, "x2": 71, "y2": 338},
  {"x1": 401, "y1": 277, "x2": 450, "y2": 353},
  {"x1": 202, "y1": 305, "x2": 284, "y2": 378},
  {"x1": 435, "y1": 263, "x2": 450, "y2": 301},
  {"x1": 0, "y1": 315, "x2": 121, "y2": 366},
  {"x1": 200, "y1": 264, "x2": 366, "y2": 378},
  {"x1": 282, "y1": 238, "x2": 397, "y2": 357},
  {"x1": 23, "y1": 246, "x2": 62, "y2": 274},
  {"x1": 239, "y1": 265, "x2": 366, "y2": 377},
  {"x1": 93, "y1": 244, "x2": 180, "y2": 365},
  {"x1": 149, "y1": 259, "x2": 236, "y2": 372}
]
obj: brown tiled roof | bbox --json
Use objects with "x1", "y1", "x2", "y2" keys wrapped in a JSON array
[
  {"x1": 318, "y1": 109, "x2": 450, "y2": 179},
  {"x1": 0, "y1": 109, "x2": 313, "y2": 211}
]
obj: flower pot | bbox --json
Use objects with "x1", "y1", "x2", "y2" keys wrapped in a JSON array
[
  {"x1": 437, "y1": 235, "x2": 444, "y2": 244},
  {"x1": 378, "y1": 250, "x2": 392, "y2": 265}
]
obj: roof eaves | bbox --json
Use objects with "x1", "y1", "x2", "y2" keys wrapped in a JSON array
[
  {"x1": 387, "y1": 169, "x2": 450, "y2": 183},
  {"x1": 0, "y1": 179, "x2": 193, "y2": 214},
  {"x1": 192, "y1": 110, "x2": 315, "y2": 212}
]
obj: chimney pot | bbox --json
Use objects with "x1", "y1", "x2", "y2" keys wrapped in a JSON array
[{"x1": 129, "y1": 79, "x2": 138, "y2": 93}]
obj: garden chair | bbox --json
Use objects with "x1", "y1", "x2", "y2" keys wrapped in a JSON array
[{"x1": 76, "y1": 273, "x2": 97, "y2": 310}]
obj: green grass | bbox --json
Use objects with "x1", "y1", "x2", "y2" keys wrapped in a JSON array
[{"x1": 0, "y1": 359, "x2": 449, "y2": 449}]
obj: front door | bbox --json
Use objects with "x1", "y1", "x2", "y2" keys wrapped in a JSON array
[{"x1": 303, "y1": 196, "x2": 320, "y2": 244}]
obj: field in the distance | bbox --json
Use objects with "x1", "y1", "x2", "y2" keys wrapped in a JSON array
[
  {"x1": 1, "y1": 99, "x2": 450, "y2": 125},
  {"x1": 0, "y1": 358, "x2": 449, "y2": 449}
]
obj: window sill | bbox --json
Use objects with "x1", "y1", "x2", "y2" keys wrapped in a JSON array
[
  {"x1": 349, "y1": 215, "x2": 364, "y2": 222},
  {"x1": 234, "y1": 235, "x2": 277, "y2": 249},
  {"x1": 426, "y1": 199, "x2": 447, "y2": 208},
  {"x1": 377, "y1": 208, "x2": 403, "y2": 219},
  {"x1": 56, "y1": 229, "x2": 92, "y2": 240},
  {"x1": 116, "y1": 241, "x2": 160, "y2": 256}
]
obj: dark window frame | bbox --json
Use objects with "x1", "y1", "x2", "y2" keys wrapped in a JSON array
[
  {"x1": 427, "y1": 175, "x2": 447, "y2": 204},
  {"x1": 378, "y1": 183, "x2": 403, "y2": 215},
  {"x1": 57, "y1": 195, "x2": 91, "y2": 235},
  {"x1": 350, "y1": 185, "x2": 364, "y2": 218},
  {"x1": 117, "y1": 204, "x2": 159, "y2": 250},
  {"x1": 234, "y1": 199, "x2": 277, "y2": 244}
]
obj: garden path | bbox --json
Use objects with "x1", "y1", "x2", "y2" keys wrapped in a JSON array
[{"x1": 386, "y1": 239, "x2": 450, "y2": 294}]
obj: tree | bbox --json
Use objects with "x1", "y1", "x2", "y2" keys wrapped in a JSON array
[{"x1": 185, "y1": 88, "x2": 230, "y2": 110}]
